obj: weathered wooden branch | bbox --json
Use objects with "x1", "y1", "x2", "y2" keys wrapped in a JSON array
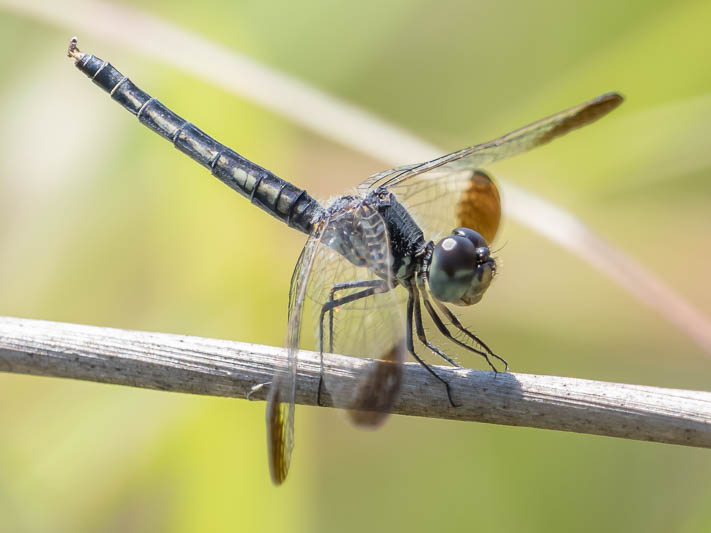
[{"x1": 1, "y1": 316, "x2": 709, "y2": 448}]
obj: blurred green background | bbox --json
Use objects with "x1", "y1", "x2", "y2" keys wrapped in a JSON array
[{"x1": 1, "y1": 0, "x2": 710, "y2": 531}]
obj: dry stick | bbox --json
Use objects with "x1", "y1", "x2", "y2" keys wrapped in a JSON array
[{"x1": 1, "y1": 316, "x2": 709, "y2": 448}]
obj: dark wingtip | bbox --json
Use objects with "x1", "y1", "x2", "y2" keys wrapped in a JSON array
[
  {"x1": 266, "y1": 387, "x2": 289, "y2": 486},
  {"x1": 575, "y1": 91, "x2": 625, "y2": 126},
  {"x1": 596, "y1": 91, "x2": 625, "y2": 113},
  {"x1": 538, "y1": 91, "x2": 625, "y2": 146}
]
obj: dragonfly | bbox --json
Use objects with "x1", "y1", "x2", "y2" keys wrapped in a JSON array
[{"x1": 67, "y1": 38, "x2": 623, "y2": 485}]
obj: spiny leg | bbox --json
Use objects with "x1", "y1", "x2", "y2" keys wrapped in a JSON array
[
  {"x1": 421, "y1": 293, "x2": 498, "y2": 373},
  {"x1": 415, "y1": 273, "x2": 507, "y2": 372},
  {"x1": 432, "y1": 296, "x2": 508, "y2": 371},
  {"x1": 411, "y1": 284, "x2": 461, "y2": 367},
  {"x1": 327, "y1": 280, "x2": 384, "y2": 352},
  {"x1": 406, "y1": 286, "x2": 459, "y2": 408},
  {"x1": 317, "y1": 280, "x2": 391, "y2": 406}
]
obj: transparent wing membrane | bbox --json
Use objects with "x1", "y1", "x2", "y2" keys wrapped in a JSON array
[
  {"x1": 360, "y1": 92, "x2": 623, "y2": 192},
  {"x1": 307, "y1": 200, "x2": 406, "y2": 427},
  {"x1": 266, "y1": 199, "x2": 409, "y2": 484},
  {"x1": 266, "y1": 224, "x2": 327, "y2": 485}
]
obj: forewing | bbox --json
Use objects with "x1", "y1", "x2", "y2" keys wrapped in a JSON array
[
  {"x1": 359, "y1": 92, "x2": 623, "y2": 191},
  {"x1": 388, "y1": 167, "x2": 501, "y2": 244},
  {"x1": 306, "y1": 201, "x2": 406, "y2": 427},
  {"x1": 266, "y1": 226, "x2": 326, "y2": 485}
]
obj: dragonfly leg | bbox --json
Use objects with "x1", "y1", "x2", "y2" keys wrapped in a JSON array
[
  {"x1": 326, "y1": 280, "x2": 385, "y2": 352},
  {"x1": 317, "y1": 280, "x2": 391, "y2": 406},
  {"x1": 416, "y1": 274, "x2": 508, "y2": 372},
  {"x1": 433, "y1": 297, "x2": 508, "y2": 371},
  {"x1": 406, "y1": 286, "x2": 459, "y2": 408},
  {"x1": 411, "y1": 284, "x2": 461, "y2": 367}
]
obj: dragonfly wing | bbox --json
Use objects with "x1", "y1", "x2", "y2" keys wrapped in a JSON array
[
  {"x1": 360, "y1": 92, "x2": 623, "y2": 192},
  {"x1": 388, "y1": 167, "x2": 501, "y2": 244},
  {"x1": 266, "y1": 225, "x2": 327, "y2": 485},
  {"x1": 307, "y1": 200, "x2": 407, "y2": 427},
  {"x1": 356, "y1": 92, "x2": 622, "y2": 243}
]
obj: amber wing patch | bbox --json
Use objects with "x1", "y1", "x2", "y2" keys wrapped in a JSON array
[
  {"x1": 348, "y1": 341, "x2": 404, "y2": 427},
  {"x1": 455, "y1": 170, "x2": 501, "y2": 243}
]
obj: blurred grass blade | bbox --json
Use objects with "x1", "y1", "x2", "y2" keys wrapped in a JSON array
[
  {"x1": 503, "y1": 184, "x2": 711, "y2": 353},
  {"x1": 3, "y1": 0, "x2": 711, "y2": 355}
]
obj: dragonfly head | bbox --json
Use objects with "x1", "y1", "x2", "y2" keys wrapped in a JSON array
[{"x1": 427, "y1": 227, "x2": 496, "y2": 306}]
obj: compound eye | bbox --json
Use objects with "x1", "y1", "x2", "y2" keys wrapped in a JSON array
[
  {"x1": 428, "y1": 235, "x2": 477, "y2": 303},
  {"x1": 453, "y1": 227, "x2": 488, "y2": 249}
]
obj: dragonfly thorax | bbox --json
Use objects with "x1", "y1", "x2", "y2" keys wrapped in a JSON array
[
  {"x1": 426, "y1": 227, "x2": 496, "y2": 306},
  {"x1": 369, "y1": 189, "x2": 428, "y2": 284}
]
